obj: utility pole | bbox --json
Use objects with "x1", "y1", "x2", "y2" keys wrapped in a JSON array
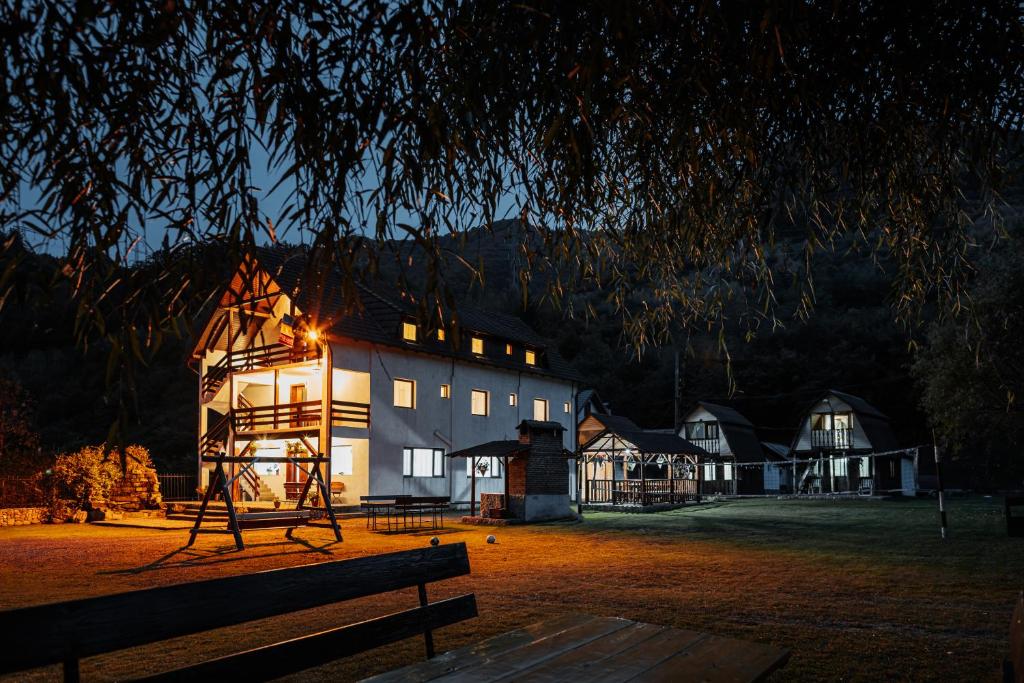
[
  {"x1": 933, "y1": 430, "x2": 948, "y2": 540},
  {"x1": 673, "y1": 349, "x2": 680, "y2": 433}
]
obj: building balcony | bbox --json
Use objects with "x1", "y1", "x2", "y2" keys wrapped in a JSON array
[
  {"x1": 231, "y1": 400, "x2": 370, "y2": 434},
  {"x1": 811, "y1": 428, "x2": 854, "y2": 450},
  {"x1": 201, "y1": 344, "x2": 321, "y2": 400},
  {"x1": 689, "y1": 437, "x2": 721, "y2": 455}
]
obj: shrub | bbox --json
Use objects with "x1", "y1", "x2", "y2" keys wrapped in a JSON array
[{"x1": 49, "y1": 444, "x2": 155, "y2": 513}]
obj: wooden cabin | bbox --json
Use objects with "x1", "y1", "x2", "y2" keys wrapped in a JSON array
[{"x1": 791, "y1": 390, "x2": 916, "y2": 496}]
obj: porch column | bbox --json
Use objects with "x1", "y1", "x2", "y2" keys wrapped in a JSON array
[{"x1": 668, "y1": 453, "x2": 675, "y2": 504}]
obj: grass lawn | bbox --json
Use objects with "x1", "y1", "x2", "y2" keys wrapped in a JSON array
[{"x1": 0, "y1": 496, "x2": 1020, "y2": 682}]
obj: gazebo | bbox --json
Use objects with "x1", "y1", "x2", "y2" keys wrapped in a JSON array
[{"x1": 579, "y1": 427, "x2": 710, "y2": 507}]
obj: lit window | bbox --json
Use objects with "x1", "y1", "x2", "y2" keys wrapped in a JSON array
[
  {"x1": 471, "y1": 337, "x2": 484, "y2": 354},
  {"x1": 471, "y1": 389, "x2": 489, "y2": 416},
  {"x1": 402, "y1": 447, "x2": 445, "y2": 477},
  {"x1": 402, "y1": 321, "x2": 417, "y2": 342},
  {"x1": 723, "y1": 463, "x2": 734, "y2": 480},
  {"x1": 525, "y1": 349, "x2": 536, "y2": 365},
  {"x1": 437, "y1": 328, "x2": 445, "y2": 341},
  {"x1": 440, "y1": 383, "x2": 450, "y2": 399},
  {"x1": 533, "y1": 398, "x2": 548, "y2": 421},
  {"x1": 505, "y1": 343, "x2": 512, "y2": 355},
  {"x1": 703, "y1": 464, "x2": 716, "y2": 480},
  {"x1": 509, "y1": 393, "x2": 517, "y2": 406},
  {"x1": 393, "y1": 378, "x2": 415, "y2": 408},
  {"x1": 467, "y1": 456, "x2": 502, "y2": 478},
  {"x1": 563, "y1": 401, "x2": 571, "y2": 413}
]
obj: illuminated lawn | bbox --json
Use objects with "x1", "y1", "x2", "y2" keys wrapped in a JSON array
[{"x1": 0, "y1": 497, "x2": 1019, "y2": 681}]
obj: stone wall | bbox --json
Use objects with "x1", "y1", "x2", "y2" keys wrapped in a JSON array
[
  {"x1": 0, "y1": 507, "x2": 47, "y2": 527},
  {"x1": 104, "y1": 466, "x2": 162, "y2": 512}
]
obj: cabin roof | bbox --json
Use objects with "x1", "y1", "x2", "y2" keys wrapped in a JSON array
[
  {"x1": 239, "y1": 246, "x2": 582, "y2": 383},
  {"x1": 761, "y1": 442, "x2": 791, "y2": 461},
  {"x1": 685, "y1": 402, "x2": 764, "y2": 463},
  {"x1": 585, "y1": 413, "x2": 643, "y2": 434},
  {"x1": 582, "y1": 425, "x2": 708, "y2": 457},
  {"x1": 798, "y1": 389, "x2": 898, "y2": 451}
]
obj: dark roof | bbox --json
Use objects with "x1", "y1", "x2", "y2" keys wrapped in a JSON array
[
  {"x1": 828, "y1": 390, "x2": 889, "y2": 420},
  {"x1": 761, "y1": 442, "x2": 791, "y2": 461},
  {"x1": 253, "y1": 246, "x2": 582, "y2": 382},
  {"x1": 588, "y1": 414, "x2": 642, "y2": 433},
  {"x1": 695, "y1": 402, "x2": 754, "y2": 428},
  {"x1": 797, "y1": 390, "x2": 898, "y2": 452},
  {"x1": 517, "y1": 419, "x2": 566, "y2": 432},
  {"x1": 447, "y1": 440, "x2": 527, "y2": 460}
]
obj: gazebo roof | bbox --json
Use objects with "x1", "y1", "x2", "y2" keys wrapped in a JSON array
[
  {"x1": 582, "y1": 428, "x2": 708, "y2": 457},
  {"x1": 446, "y1": 440, "x2": 528, "y2": 460}
]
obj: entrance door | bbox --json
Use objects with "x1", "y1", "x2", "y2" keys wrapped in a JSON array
[{"x1": 289, "y1": 384, "x2": 307, "y2": 427}]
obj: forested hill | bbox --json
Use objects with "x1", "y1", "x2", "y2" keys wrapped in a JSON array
[{"x1": 0, "y1": 222, "x2": 1019, "y2": 486}]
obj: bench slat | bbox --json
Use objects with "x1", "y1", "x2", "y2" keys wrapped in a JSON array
[
  {"x1": 137, "y1": 594, "x2": 478, "y2": 683},
  {"x1": 0, "y1": 543, "x2": 470, "y2": 675},
  {"x1": 234, "y1": 510, "x2": 313, "y2": 521}
]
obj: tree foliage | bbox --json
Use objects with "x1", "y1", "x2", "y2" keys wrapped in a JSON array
[
  {"x1": 1, "y1": 1, "x2": 1022, "y2": 443},
  {"x1": 0, "y1": 373, "x2": 43, "y2": 476}
]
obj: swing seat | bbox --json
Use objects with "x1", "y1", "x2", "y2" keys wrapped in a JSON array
[{"x1": 232, "y1": 510, "x2": 312, "y2": 530}]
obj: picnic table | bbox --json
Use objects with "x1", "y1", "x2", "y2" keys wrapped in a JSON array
[
  {"x1": 361, "y1": 495, "x2": 449, "y2": 532},
  {"x1": 364, "y1": 613, "x2": 790, "y2": 682}
]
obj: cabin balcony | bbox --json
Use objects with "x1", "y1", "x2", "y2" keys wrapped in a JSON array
[
  {"x1": 811, "y1": 428, "x2": 854, "y2": 450},
  {"x1": 689, "y1": 437, "x2": 720, "y2": 455},
  {"x1": 201, "y1": 344, "x2": 321, "y2": 401}
]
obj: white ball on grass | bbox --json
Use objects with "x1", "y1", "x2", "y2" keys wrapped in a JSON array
[{"x1": 486, "y1": 534, "x2": 496, "y2": 544}]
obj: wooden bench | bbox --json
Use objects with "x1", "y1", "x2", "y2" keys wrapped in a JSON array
[
  {"x1": 1007, "y1": 591, "x2": 1024, "y2": 683},
  {"x1": 0, "y1": 543, "x2": 476, "y2": 682},
  {"x1": 233, "y1": 509, "x2": 312, "y2": 530}
]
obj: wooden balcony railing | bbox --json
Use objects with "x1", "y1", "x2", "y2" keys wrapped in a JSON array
[
  {"x1": 588, "y1": 479, "x2": 698, "y2": 505},
  {"x1": 201, "y1": 344, "x2": 321, "y2": 398},
  {"x1": 231, "y1": 399, "x2": 370, "y2": 433},
  {"x1": 688, "y1": 437, "x2": 720, "y2": 454},
  {"x1": 811, "y1": 428, "x2": 854, "y2": 450}
]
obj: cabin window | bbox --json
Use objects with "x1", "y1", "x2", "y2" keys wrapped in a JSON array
[
  {"x1": 331, "y1": 445, "x2": 354, "y2": 476},
  {"x1": 440, "y1": 384, "x2": 450, "y2": 399},
  {"x1": 468, "y1": 456, "x2": 502, "y2": 478},
  {"x1": 505, "y1": 343, "x2": 513, "y2": 355},
  {"x1": 471, "y1": 337, "x2": 484, "y2": 354},
  {"x1": 723, "y1": 463, "x2": 734, "y2": 480},
  {"x1": 393, "y1": 378, "x2": 415, "y2": 409},
  {"x1": 402, "y1": 447, "x2": 445, "y2": 477},
  {"x1": 471, "y1": 389, "x2": 489, "y2": 416},
  {"x1": 509, "y1": 393, "x2": 517, "y2": 406},
  {"x1": 811, "y1": 412, "x2": 852, "y2": 430},
  {"x1": 436, "y1": 328, "x2": 445, "y2": 341},
  {"x1": 831, "y1": 457, "x2": 849, "y2": 477},
  {"x1": 703, "y1": 464, "x2": 716, "y2": 480},
  {"x1": 525, "y1": 349, "x2": 536, "y2": 365},
  {"x1": 533, "y1": 398, "x2": 548, "y2": 421},
  {"x1": 402, "y1": 321, "x2": 417, "y2": 341}
]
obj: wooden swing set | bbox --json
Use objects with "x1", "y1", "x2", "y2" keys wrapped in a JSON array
[{"x1": 187, "y1": 453, "x2": 343, "y2": 550}]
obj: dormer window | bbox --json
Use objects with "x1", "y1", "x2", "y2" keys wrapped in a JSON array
[
  {"x1": 402, "y1": 321, "x2": 417, "y2": 342},
  {"x1": 524, "y1": 349, "x2": 536, "y2": 366},
  {"x1": 471, "y1": 337, "x2": 484, "y2": 355}
]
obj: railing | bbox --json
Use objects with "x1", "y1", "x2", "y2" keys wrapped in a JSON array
[
  {"x1": 588, "y1": 478, "x2": 698, "y2": 505},
  {"x1": 688, "y1": 438, "x2": 720, "y2": 454},
  {"x1": 201, "y1": 344, "x2": 321, "y2": 397},
  {"x1": 239, "y1": 467, "x2": 263, "y2": 502},
  {"x1": 0, "y1": 477, "x2": 46, "y2": 508},
  {"x1": 200, "y1": 414, "x2": 230, "y2": 457},
  {"x1": 157, "y1": 473, "x2": 198, "y2": 502},
  {"x1": 811, "y1": 428, "x2": 854, "y2": 450},
  {"x1": 233, "y1": 400, "x2": 322, "y2": 432},
  {"x1": 332, "y1": 400, "x2": 370, "y2": 428}
]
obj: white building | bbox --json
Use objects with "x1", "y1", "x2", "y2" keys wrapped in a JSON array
[{"x1": 191, "y1": 247, "x2": 580, "y2": 507}]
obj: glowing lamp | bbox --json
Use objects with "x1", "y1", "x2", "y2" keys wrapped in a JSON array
[{"x1": 306, "y1": 329, "x2": 320, "y2": 342}]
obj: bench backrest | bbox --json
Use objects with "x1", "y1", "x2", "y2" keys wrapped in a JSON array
[
  {"x1": 0, "y1": 543, "x2": 475, "y2": 682},
  {"x1": 1009, "y1": 591, "x2": 1024, "y2": 683}
]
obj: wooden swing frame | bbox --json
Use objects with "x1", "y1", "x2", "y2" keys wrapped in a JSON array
[{"x1": 188, "y1": 454, "x2": 343, "y2": 550}]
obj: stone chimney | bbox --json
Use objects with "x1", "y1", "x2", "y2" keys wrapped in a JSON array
[{"x1": 507, "y1": 420, "x2": 572, "y2": 521}]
